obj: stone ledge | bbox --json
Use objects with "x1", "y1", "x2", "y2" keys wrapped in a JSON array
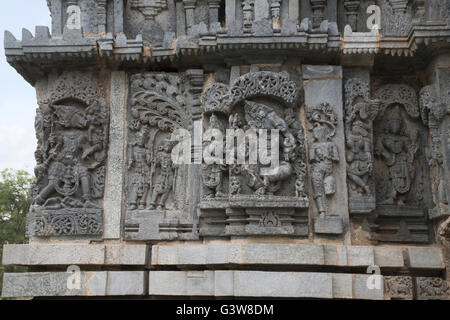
[
  {"x1": 1, "y1": 271, "x2": 146, "y2": 298},
  {"x1": 148, "y1": 270, "x2": 384, "y2": 299},
  {"x1": 151, "y1": 242, "x2": 443, "y2": 270},
  {"x1": 2, "y1": 244, "x2": 148, "y2": 266}
]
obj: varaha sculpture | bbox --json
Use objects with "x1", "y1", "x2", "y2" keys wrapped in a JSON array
[{"x1": 1, "y1": 0, "x2": 450, "y2": 299}]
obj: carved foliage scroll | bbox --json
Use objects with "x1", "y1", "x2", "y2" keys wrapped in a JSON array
[{"x1": 124, "y1": 72, "x2": 201, "y2": 241}]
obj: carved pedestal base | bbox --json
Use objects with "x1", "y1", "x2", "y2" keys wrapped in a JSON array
[
  {"x1": 27, "y1": 206, "x2": 103, "y2": 238},
  {"x1": 372, "y1": 205, "x2": 430, "y2": 243},
  {"x1": 349, "y1": 196, "x2": 376, "y2": 214},
  {"x1": 199, "y1": 196, "x2": 309, "y2": 238},
  {"x1": 124, "y1": 210, "x2": 198, "y2": 241},
  {"x1": 314, "y1": 215, "x2": 344, "y2": 235}
]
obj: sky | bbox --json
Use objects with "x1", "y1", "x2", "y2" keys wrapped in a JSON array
[{"x1": 0, "y1": 1, "x2": 51, "y2": 174}]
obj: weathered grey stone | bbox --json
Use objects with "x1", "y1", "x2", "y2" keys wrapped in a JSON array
[
  {"x1": 374, "y1": 247, "x2": 405, "y2": 268},
  {"x1": 314, "y1": 216, "x2": 344, "y2": 235},
  {"x1": 332, "y1": 274, "x2": 353, "y2": 299},
  {"x1": 346, "y1": 246, "x2": 374, "y2": 266},
  {"x1": 148, "y1": 271, "x2": 386, "y2": 299},
  {"x1": 353, "y1": 274, "x2": 384, "y2": 300},
  {"x1": 107, "y1": 272, "x2": 146, "y2": 296},
  {"x1": 151, "y1": 242, "x2": 441, "y2": 270},
  {"x1": 2, "y1": 244, "x2": 105, "y2": 266},
  {"x1": 103, "y1": 71, "x2": 127, "y2": 240},
  {"x1": 2, "y1": 244, "x2": 147, "y2": 266},
  {"x1": 408, "y1": 247, "x2": 445, "y2": 269},
  {"x1": 243, "y1": 243, "x2": 324, "y2": 265},
  {"x1": 4, "y1": 0, "x2": 450, "y2": 300},
  {"x1": 303, "y1": 65, "x2": 350, "y2": 240},
  {"x1": 2, "y1": 271, "x2": 145, "y2": 298}
]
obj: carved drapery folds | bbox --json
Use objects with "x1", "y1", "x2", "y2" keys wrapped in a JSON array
[
  {"x1": 344, "y1": 78, "x2": 379, "y2": 213},
  {"x1": 28, "y1": 71, "x2": 109, "y2": 238},
  {"x1": 124, "y1": 72, "x2": 202, "y2": 241},
  {"x1": 371, "y1": 84, "x2": 433, "y2": 243},
  {"x1": 199, "y1": 71, "x2": 309, "y2": 238}
]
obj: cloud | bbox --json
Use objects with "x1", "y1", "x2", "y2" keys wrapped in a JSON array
[{"x1": 0, "y1": 125, "x2": 36, "y2": 173}]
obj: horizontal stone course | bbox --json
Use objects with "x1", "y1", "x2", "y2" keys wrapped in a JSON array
[
  {"x1": 2, "y1": 244, "x2": 147, "y2": 266},
  {"x1": 148, "y1": 270, "x2": 384, "y2": 299},
  {"x1": 151, "y1": 242, "x2": 445, "y2": 270},
  {"x1": 2, "y1": 271, "x2": 146, "y2": 298}
]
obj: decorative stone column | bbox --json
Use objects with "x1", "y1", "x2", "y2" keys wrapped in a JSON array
[
  {"x1": 183, "y1": 0, "x2": 197, "y2": 33},
  {"x1": 47, "y1": 0, "x2": 64, "y2": 36},
  {"x1": 242, "y1": 0, "x2": 254, "y2": 32},
  {"x1": 344, "y1": 0, "x2": 360, "y2": 31},
  {"x1": 388, "y1": 0, "x2": 409, "y2": 14},
  {"x1": 310, "y1": 0, "x2": 326, "y2": 29},
  {"x1": 96, "y1": 0, "x2": 108, "y2": 34},
  {"x1": 103, "y1": 71, "x2": 128, "y2": 240},
  {"x1": 412, "y1": 0, "x2": 425, "y2": 24},
  {"x1": 288, "y1": 0, "x2": 299, "y2": 21},
  {"x1": 207, "y1": 0, "x2": 221, "y2": 31},
  {"x1": 270, "y1": 0, "x2": 281, "y2": 30}
]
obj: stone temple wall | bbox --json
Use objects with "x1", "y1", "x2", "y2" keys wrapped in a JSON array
[{"x1": 1, "y1": 0, "x2": 450, "y2": 299}]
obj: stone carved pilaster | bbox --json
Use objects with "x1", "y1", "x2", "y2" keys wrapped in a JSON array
[
  {"x1": 131, "y1": 0, "x2": 168, "y2": 44},
  {"x1": 242, "y1": 0, "x2": 254, "y2": 32},
  {"x1": 131, "y1": 0, "x2": 168, "y2": 20},
  {"x1": 343, "y1": 1, "x2": 360, "y2": 31},
  {"x1": 310, "y1": 0, "x2": 326, "y2": 29},
  {"x1": 183, "y1": 0, "x2": 197, "y2": 32},
  {"x1": 28, "y1": 71, "x2": 109, "y2": 238},
  {"x1": 207, "y1": 0, "x2": 222, "y2": 31},
  {"x1": 96, "y1": 0, "x2": 108, "y2": 34},
  {"x1": 270, "y1": 0, "x2": 281, "y2": 30},
  {"x1": 411, "y1": 0, "x2": 425, "y2": 24},
  {"x1": 344, "y1": 78, "x2": 379, "y2": 213}
]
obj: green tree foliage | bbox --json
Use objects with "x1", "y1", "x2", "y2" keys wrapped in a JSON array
[{"x1": 0, "y1": 169, "x2": 33, "y2": 296}]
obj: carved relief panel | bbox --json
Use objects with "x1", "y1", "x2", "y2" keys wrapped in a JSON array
[
  {"x1": 372, "y1": 84, "x2": 434, "y2": 243},
  {"x1": 420, "y1": 67, "x2": 450, "y2": 245},
  {"x1": 344, "y1": 77, "x2": 379, "y2": 214},
  {"x1": 124, "y1": 72, "x2": 203, "y2": 241},
  {"x1": 28, "y1": 71, "x2": 109, "y2": 238},
  {"x1": 199, "y1": 70, "x2": 310, "y2": 238},
  {"x1": 303, "y1": 65, "x2": 348, "y2": 237}
]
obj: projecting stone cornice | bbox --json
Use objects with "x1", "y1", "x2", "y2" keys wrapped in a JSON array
[{"x1": 4, "y1": 21, "x2": 450, "y2": 84}]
